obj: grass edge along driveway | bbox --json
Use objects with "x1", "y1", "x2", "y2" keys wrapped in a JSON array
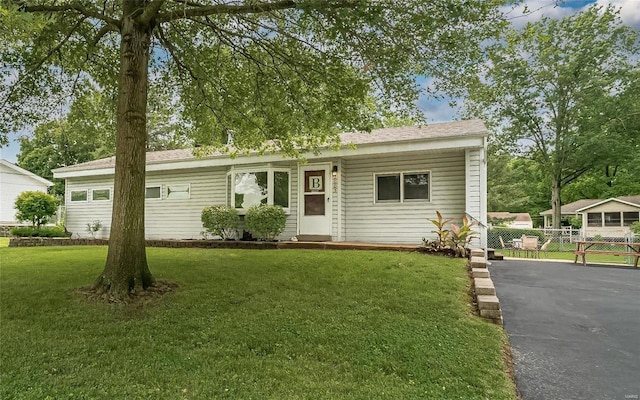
[{"x1": 0, "y1": 246, "x2": 516, "y2": 399}]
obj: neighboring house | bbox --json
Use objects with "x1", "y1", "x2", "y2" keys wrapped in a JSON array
[
  {"x1": 540, "y1": 196, "x2": 640, "y2": 238},
  {"x1": 0, "y1": 159, "x2": 54, "y2": 224},
  {"x1": 53, "y1": 120, "x2": 488, "y2": 246},
  {"x1": 487, "y1": 212, "x2": 533, "y2": 229}
]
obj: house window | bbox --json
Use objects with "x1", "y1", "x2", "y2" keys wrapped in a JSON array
[
  {"x1": 376, "y1": 174, "x2": 401, "y2": 202},
  {"x1": 623, "y1": 211, "x2": 639, "y2": 226},
  {"x1": 587, "y1": 212, "x2": 602, "y2": 227},
  {"x1": 226, "y1": 168, "x2": 290, "y2": 211},
  {"x1": 375, "y1": 172, "x2": 430, "y2": 203},
  {"x1": 92, "y1": 189, "x2": 110, "y2": 201},
  {"x1": 145, "y1": 186, "x2": 162, "y2": 199},
  {"x1": 604, "y1": 212, "x2": 621, "y2": 227},
  {"x1": 167, "y1": 184, "x2": 190, "y2": 199},
  {"x1": 70, "y1": 190, "x2": 87, "y2": 202},
  {"x1": 403, "y1": 173, "x2": 430, "y2": 201}
]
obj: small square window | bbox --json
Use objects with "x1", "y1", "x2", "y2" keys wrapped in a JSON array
[
  {"x1": 376, "y1": 174, "x2": 400, "y2": 202},
  {"x1": 167, "y1": 185, "x2": 190, "y2": 199},
  {"x1": 92, "y1": 189, "x2": 110, "y2": 201},
  {"x1": 70, "y1": 190, "x2": 87, "y2": 202},
  {"x1": 145, "y1": 186, "x2": 161, "y2": 199},
  {"x1": 403, "y1": 173, "x2": 429, "y2": 201}
]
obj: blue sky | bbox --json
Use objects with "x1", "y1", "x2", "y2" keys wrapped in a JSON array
[{"x1": 1, "y1": 0, "x2": 637, "y2": 163}]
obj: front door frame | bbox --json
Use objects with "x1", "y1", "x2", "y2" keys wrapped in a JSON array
[{"x1": 297, "y1": 162, "x2": 333, "y2": 236}]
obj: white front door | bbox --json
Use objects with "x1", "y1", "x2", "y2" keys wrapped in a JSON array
[{"x1": 298, "y1": 164, "x2": 332, "y2": 236}]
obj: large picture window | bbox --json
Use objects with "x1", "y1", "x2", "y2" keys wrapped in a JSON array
[
  {"x1": 375, "y1": 171, "x2": 430, "y2": 203},
  {"x1": 226, "y1": 168, "x2": 290, "y2": 211}
]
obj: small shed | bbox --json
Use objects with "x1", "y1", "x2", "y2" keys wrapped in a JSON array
[{"x1": 487, "y1": 212, "x2": 533, "y2": 229}]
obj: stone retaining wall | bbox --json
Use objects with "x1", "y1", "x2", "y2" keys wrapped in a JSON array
[
  {"x1": 8, "y1": 237, "x2": 278, "y2": 249},
  {"x1": 469, "y1": 248, "x2": 503, "y2": 325}
]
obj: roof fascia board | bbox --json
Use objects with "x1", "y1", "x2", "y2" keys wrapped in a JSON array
[
  {"x1": 0, "y1": 159, "x2": 54, "y2": 186},
  {"x1": 576, "y1": 198, "x2": 640, "y2": 212},
  {"x1": 54, "y1": 136, "x2": 484, "y2": 179}
]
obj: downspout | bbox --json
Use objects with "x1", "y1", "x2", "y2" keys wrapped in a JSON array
[{"x1": 480, "y1": 136, "x2": 488, "y2": 258}]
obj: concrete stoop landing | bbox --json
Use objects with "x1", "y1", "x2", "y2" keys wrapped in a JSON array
[
  {"x1": 294, "y1": 234, "x2": 333, "y2": 242},
  {"x1": 470, "y1": 249, "x2": 503, "y2": 325}
]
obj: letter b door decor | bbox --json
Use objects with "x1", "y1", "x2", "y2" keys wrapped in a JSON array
[{"x1": 299, "y1": 165, "x2": 332, "y2": 235}]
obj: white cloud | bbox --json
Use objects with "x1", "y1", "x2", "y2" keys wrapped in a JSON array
[{"x1": 596, "y1": 0, "x2": 640, "y2": 29}]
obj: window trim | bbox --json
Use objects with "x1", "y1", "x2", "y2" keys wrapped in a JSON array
[
  {"x1": 70, "y1": 189, "x2": 88, "y2": 203},
  {"x1": 373, "y1": 170, "x2": 431, "y2": 204},
  {"x1": 91, "y1": 188, "x2": 112, "y2": 202},
  {"x1": 226, "y1": 167, "x2": 291, "y2": 214},
  {"x1": 145, "y1": 185, "x2": 163, "y2": 200},
  {"x1": 166, "y1": 183, "x2": 191, "y2": 200}
]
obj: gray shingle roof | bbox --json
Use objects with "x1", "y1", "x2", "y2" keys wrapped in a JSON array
[
  {"x1": 54, "y1": 119, "x2": 487, "y2": 173},
  {"x1": 540, "y1": 196, "x2": 640, "y2": 215}
]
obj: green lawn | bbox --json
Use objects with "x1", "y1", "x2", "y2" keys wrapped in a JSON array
[
  {"x1": 0, "y1": 246, "x2": 515, "y2": 399},
  {"x1": 0, "y1": 238, "x2": 8, "y2": 247}
]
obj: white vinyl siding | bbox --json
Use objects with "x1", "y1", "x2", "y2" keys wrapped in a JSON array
[
  {"x1": 65, "y1": 164, "x2": 298, "y2": 241},
  {"x1": 344, "y1": 151, "x2": 466, "y2": 244},
  {"x1": 65, "y1": 177, "x2": 114, "y2": 238},
  {"x1": 0, "y1": 163, "x2": 51, "y2": 224}
]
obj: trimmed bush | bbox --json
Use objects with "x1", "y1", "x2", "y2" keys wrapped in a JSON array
[
  {"x1": 630, "y1": 221, "x2": 640, "y2": 235},
  {"x1": 244, "y1": 204, "x2": 287, "y2": 241},
  {"x1": 10, "y1": 226, "x2": 70, "y2": 237},
  {"x1": 14, "y1": 191, "x2": 58, "y2": 228},
  {"x1": 201, "y1": 205, "x2": 240, "y2": 240}
]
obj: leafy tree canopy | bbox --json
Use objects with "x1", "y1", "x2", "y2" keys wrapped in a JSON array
[
  {"x1": 463, "y1": 5, "x2": 639, "y2": 228},
  {"x1": 2, "y1": 0, "x2": 506, "y2": 154}
]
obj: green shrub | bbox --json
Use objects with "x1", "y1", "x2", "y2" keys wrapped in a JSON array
[
  {"x1": 10, "y1": 226, "x2": 70, "y2": 237},
  {"x1": 631, "y1": 221, "x2": 640, "y2": 235},
  {"x1": 201, "y1": 205, "x2": 240, "y2": 240},
  {"x1": 568, "y1": 215, "x2": 582, "y2": 229},
  {"x1": 14, "y1": 191, "x2": 58, "y2": 228},
  {"x1": 244, "y1": 204, "x2": 287, "y2": 241}
]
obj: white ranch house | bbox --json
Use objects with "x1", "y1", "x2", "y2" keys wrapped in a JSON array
[
  {"x1": 0, "y1": 159, "x2": 53, "y2": 225},
  {"x1": 53, "y1": 120, "x2": 488, "y2": 247},
  {"x1": 541, "y1": 196, "x2": 640, "y2": 239}
]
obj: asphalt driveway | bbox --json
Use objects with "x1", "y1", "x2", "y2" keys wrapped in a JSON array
[{"x1": 489, "y1": 259, "x2": 640, "y2": 400}]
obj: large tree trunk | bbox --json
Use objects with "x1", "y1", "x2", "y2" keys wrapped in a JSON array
[
  {"x1": 92, "y1": 2, "x2": 154, "y2": 298},
  {"x1": 551, "y1": 177, "x2": 562, "y2": 229}
]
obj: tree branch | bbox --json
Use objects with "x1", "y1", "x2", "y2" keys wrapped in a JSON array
[
  {"x1": 15, "y1": 1, "x2": 121, "y2": 29},
  {"x1": 138, "y1": 0, "x2": 166, "y2": 26},
  {"x1": 156, "y1": 0, "x2": 360, "y2": 23}
]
